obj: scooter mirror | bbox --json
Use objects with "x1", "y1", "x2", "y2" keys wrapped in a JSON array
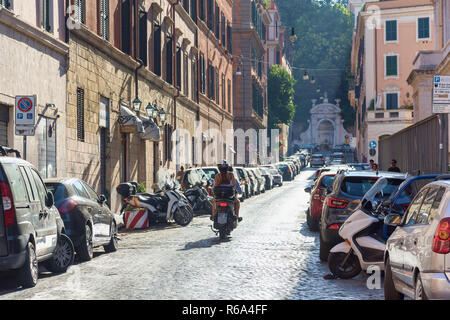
[{"x1": 304, "y1": 187, "x2": 312, "y2": 193}]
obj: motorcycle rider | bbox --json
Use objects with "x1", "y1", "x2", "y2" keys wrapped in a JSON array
[{"x1": 211, "y1": 160, "x2": 242, "y2": 222}]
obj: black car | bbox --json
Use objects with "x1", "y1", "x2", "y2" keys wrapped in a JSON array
[
  {"x1": 319, "y1": 170, "x2": 407, "y2": 261},
  {"x1": 44, "y1": 178, "x2": 118, "y2": 262},
  {"x1": 0, "y1": 147, "x2": 74, "y2": 288}
]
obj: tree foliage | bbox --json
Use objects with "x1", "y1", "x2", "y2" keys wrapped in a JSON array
[
  {"x1": 275, "y1": 0, "x2": 355, "y2": 130},
  {"x1": 267, "y1": 65, "x2": 297, "y2": 129}
]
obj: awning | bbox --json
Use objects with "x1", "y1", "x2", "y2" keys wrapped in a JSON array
[
  {"x1": 118, "y1": 106, "x2": 143, "y2": 133},
  {"x1": 139, "y1": 115, "x2": 161, "y2": 141}
]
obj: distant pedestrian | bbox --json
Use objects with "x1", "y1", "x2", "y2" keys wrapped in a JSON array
[
  {"x1": 372, "y1": 163, "x2": 378, "y2": 171},
  {"x1": 369, "y1": 159, "x2": 375, "y2": 169},
  {"x1": 388, "y1": 159, "x2": 401, "y2": 173},
  {"x1": 176, "y1": 166, "x2": 185, "y2": 187}
]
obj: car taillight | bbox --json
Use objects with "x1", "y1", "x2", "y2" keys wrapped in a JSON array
[
  {"x1": 315, "y1": 170, "x2": 320, "y2": 177},
  {"x1": 328, "y1": 224, "x2": 340, "y2": 230},
  {"x1": 219, "y1": 202, "x2": 228, "y2": 207},
  {"x1": 0, "y1": 182, "x2": 15, "y2": 227},
  {"x1": 432, "y1": 218, "x2": 450, "y2": 254},
  {"x1": 327, "y1": 198, "x2": 349, "y2": 209},
  {"x1": 402, "y1": 203, "x2": 410, "y2": 212},
  {"x1": 59, "y1": 199, "x2": 78, "y2": 213}
]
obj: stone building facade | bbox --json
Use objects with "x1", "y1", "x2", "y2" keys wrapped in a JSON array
[{"x1": 0, "y1": 1, "x2": 68, "y2": 178}]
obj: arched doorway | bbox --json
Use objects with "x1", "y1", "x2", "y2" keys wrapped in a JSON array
[{"x1": 317, "y1": 120, "x2": 334, "y2": 151}]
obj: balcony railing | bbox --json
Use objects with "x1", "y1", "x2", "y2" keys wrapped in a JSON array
[{"x1": 367, "y1": 108, "x2": 413, "y2": 122}]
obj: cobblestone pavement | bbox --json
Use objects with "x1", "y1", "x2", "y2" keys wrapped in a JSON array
[{"x1": 0, "y1": 169, "x2": 384, "y2": 300}]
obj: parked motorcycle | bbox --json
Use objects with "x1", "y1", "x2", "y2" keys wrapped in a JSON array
[
  {"x1": 184, "y1": 183, "x2": 213, "y2": 215},
  {"x1": 327, "y1": 176, "x2": 405, "y2": 279},
  {"x1": 117, "y1": 179, "x2": 194, "y2": 227},
  {"x1": 211, "y1": 185, "x2": 238, "y2": 239}
]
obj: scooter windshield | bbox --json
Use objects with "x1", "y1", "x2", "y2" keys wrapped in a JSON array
[{"x1": 362, "y1": 178, "x2": 388, "y2": 204}]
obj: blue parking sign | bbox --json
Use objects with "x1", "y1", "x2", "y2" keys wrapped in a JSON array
[{"x1": 369, "y1": 141, "x2": 377, "y2": 149}]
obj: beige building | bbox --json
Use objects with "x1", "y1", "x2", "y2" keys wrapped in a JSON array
[
  {"x1": 349, "y1": 0, "x2": 435, "y2": 163},
  {"x1": 0, "y1": 1, "x2": 68, "y2": 178}
]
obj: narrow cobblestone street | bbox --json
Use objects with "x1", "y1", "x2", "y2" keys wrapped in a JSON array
[{"x1": 0, "y1": 169, "x2": 383, "y2": 300}]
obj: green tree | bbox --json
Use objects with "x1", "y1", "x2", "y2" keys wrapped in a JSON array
[
  {"x1": 267, "y1": 65, "x2": 297, "y2": 129},
  {"x1": 275, "y1": 0, "x2": 355, "y2": 130}
]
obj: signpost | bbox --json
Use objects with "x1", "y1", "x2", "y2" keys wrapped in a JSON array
[
  {"x1": 15, "y1": 95, "x2": 37, "y2": 160},
  {"x1": 432, "y1": 76, "x2": 450, "y2": 173},
  {"x1": 369, "y1": 140, "x2": 377, "y2": 149}
]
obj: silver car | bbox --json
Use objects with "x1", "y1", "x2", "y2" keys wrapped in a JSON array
[{"x1": 384, "y1": 179, "x2": 450, "y2": 300}]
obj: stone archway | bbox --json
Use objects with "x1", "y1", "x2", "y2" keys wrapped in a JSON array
[{"x1": 317, "y1": 120, "x2": 334, "y2": 151}]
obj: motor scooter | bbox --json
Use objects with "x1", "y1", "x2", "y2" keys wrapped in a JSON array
[
  {"x1": 327, "y1": 177, "x2": 404, "y2": 279},
  {"x1": 117, "y1": 179, "x2": 193, "y2": 227},
  {"x1": 211, "y1": 185, "x2": 238, "y2": 239},
  {"x1": 184, "y1": 182, "x2": 213, "y2": 215}
]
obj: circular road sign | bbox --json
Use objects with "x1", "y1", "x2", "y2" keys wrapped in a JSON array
[
  {"x1": 17, "y1": 97, "x2": 33, "y2": 112},
  {"x1": 369, "y1": 148, "x2": 376, "y2": 157},
  {"x1": 369, "y1": 141, "x2": 377, "y2": 149}
]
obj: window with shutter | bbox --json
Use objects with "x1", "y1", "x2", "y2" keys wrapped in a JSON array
[
  {"x1": 200, "y1": 0, "x2": 205, "y2": 21},
  {"x1": 215, "y1": 6, "x2": 220, "y2": 39},
  {"x1": 221, "y1": 13, "x2": 225, "y2": 46},
  {"x1": 207, "y1": 0, "x2": 213, "y2": 31},
  {"x1": 200, "y1": 54, "x2": 205, "y2": 94},
  {"x1": 385, "y1": 20, "x2": 397, "y2": 42},
  {"x1": 139, "y1": 11, "x2": 147, "y2": 66},
  {"x1": 76, "y1": 88, "x2": 85, "y2": 142},
  {"x1": 75, "y1": 0, "x2": 86, "y2": 24},
  {"x1": 386, "y1": 93, "x2": 398, "y2": 110},
  {"x1": 153, "y1": 24, "x2": 161, "y2": 76},
  {"x1": 183, "y1": 0, "x2": 189, "y2": 13},
  {"x1": 121, "y1": 0, "x2": 131, "y2": 55},
  {"x1": 418, "y1": 17, "x2": 430, "y2": 39},
  {"x1": 100, "y1": 0, "x2": 110, "y2": 40},
  {"x1": 176, "y1": 47, "x2": 182, "y2": 89},
  {"x1": 215, "y1": 70, "x2": 219, "y2": 104},
  {"x1": 184, "y1": 54, "x2": 189, "y2": 96},
  {"x1": 0, "y1": 0, "x2": 12, "y2": 10},
  {"x1": 386, "y1": 55, "x2": 398, "y2": 77},
  {"x1": 222, "y1": 74, "x2": 225, "y2": 108},
  {"x1": 227, "y1": 22, "x2": 232, "y2": 54},
  {"x1": 227, "y1": 79, "x2": 231, "y2": 112},
  {"x1": 41, "y1": 0, "x2": 52, "y2": 32},
  {"x1": 192, "y1": 58, "x2": 198, "y2": 101},
  {"x1": 190, "y1": 0, "x2": 197, "y2": 22},
  {"x1": 166, "y1": 37, "x2": 173, "y2": 84}
]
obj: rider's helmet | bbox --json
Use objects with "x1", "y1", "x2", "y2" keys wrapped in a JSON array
[{"x1": 218, "y1": 160, "x2": 229, "y2": 173}]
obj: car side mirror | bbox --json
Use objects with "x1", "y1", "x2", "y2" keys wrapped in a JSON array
[
  {"x1": 99, "y1": 194, "x2": 107, "y2": 204},
  {"x1": 318, "y1": 188, "x2": 327, "y2": 197},
  {"x1": 384, "y1": 213, "x2": 402, "y2": 227},
  {"x1": 45, "y1": 191, "x2": 54, "y2": 208},
  {"x1": 304, "y1": 187, "x2": 312, "y2": 194}
]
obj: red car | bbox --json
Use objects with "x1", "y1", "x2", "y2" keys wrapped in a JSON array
[{"x1": 306, "y1": 173, "x2": 336, "y2": 231}]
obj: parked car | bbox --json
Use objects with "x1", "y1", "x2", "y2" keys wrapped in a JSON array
[
  {"x1": 310, "y1": 154, "x2": 326, "y2": 168},
  {"x1": 347, "y1": 163, "x2": 372, "y2": 171},
  {"x1": 249, "y1": 168, "x2": 266, "y2": 194},
  {"x1": 319, "y1": 170, "x2": 407, "y2": 261},
  {"x1": 269, "y1": 169, "x2": 283, "y2": 186},
  {"x1": 259, "y1": 167, "x2": 274, "y2": 190},
  {"x1": 0, "y1": 147, "x2": 74, "y2": 288},
  {"x1": 331, "y1": 152, "x2": 345, "y2": 164},
  {"x1": 384, "y1": 178, "x2": 450, "y2": 300},
  {"x1": 44, "y1": 178, "x2": 118, "y2": 262},
  {"x1": 245, "y1": 168, "x2": 258, "y2": 196},
  {"x1": 232, "y1": 167, "x2": 245, "y2": 202},
  {"x1": 235, "y1": 167, "x2": 251, "y2": 199},
  {"x1": 305, "y1": 171, "x2": 337, "y2": 231},
  {"x1": 201, "y1": 167, "x2": 219, "y2": 181},
  {"x1": 276, "y1": 162, "x2": 294, "y2": 182}
]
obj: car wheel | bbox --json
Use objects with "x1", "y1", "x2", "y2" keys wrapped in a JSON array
[
  {"x1": 17, "y1": 241, "x2": 38, "y2": 288},
  {"x1": 319, "y1": 232, "x2": 332, "y2": 262},
  {"x1": 414, "y1": 274, "x2": 428, "y2": 300},
  {"x1": 104, "y1": 222, "x2": 119, "y2": 253},
  {"x1": 43, "y1": 234, "x2": 74, "y2": 273},
  {"x1": 384, "y1": 257, "x2": 404, "y2": 300},
  {"x1": 306, "y1": 209, "x2": 319, "y2": 231},
  {"x1": 328, "y1": 251, "x2": 361, "y2": 279},
  {"x1": 76, "y1": 224, "x2": 94, "y2": 262}
]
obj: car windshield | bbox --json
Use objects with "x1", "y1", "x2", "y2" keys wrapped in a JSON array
[
  {"x1": 45, "y1": 183, "x2": 68, "y2": 202},
  {"x1": 186, "y1": 170, "x2": 202, "y2": 186},
  {"x1": 341, "y1": 176, "x2": 379, "y2": 197},
  {"x1": 320, "y1": 175, "x2": 335, "y2": 189},
  {"x1": 202, "y1": 168, "x2": 217, "y2": 180},
  {"x1": 270, "y1": 169, "x2": 279, "y2": 175}
]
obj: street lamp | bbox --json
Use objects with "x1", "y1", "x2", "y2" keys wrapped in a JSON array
[
  {"x1": 151, "y1": 103, "x2": 159, "y2": 119},
  {"x1": 145, "y1": 103, "x2": 154, "y2": 118},
  {"x1": 133, "y1": 97, "x2": 142, "y2": 112},
  {"x1": 310, "y1": 76, "x2": 316, "y2": 84},
  {"x1": 303, "y1": 70, "x2": 309, "y2": 81},
  {"x1": 159, "y1": 108, "x2": 167, "y2": 124},
  {"x1": 289, "y1": 27, "x2": 297, "y2": 43}
]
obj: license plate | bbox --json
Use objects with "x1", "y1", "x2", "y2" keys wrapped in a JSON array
[{"x1": 218, "y1": 213, "x2": 227, "y2": 224}]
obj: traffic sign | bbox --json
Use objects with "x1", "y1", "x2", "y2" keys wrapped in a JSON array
[
  {"x1": 369, "y1": 141, "x2": 377, "y2": 149},
  {"x1": 433, "y1": 75, "x2": 450, "y2": 113},
  {"x1": 369, "y1": 148, "x2": 376, "y2": 157},
  {"x1": 15, "y1": 95, "x2": 36, "y2": 136}
]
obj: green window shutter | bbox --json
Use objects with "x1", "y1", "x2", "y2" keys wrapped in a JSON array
[
  {"x1": 418, "y1": 17, "x2": 430, "y2": 39},
  {"x1": 386, "y1": 93, "x2": 398, "y2": 110},
  {"x1": 100, "y1": 0, "x2": 110, "y2": 40},
  {"x1": 385, "y1": 20, "x2": 397, "y2": 41},
  {"x1": 386, "y1": 55, "x2": 398, "y2": 76}
]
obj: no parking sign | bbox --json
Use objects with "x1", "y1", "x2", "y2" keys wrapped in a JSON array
[{"x1": 15, "y1": 95, "x2": 36, "y2": 136}]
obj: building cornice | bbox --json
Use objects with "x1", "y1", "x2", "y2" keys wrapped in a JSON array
[{"x1": 0, "y1": 7, "x2": 69, "y2": 56}]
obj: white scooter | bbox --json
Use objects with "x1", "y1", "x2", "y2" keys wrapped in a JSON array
[{"x1": 327, "y1": 178, "x2": 393, "y2": 279}]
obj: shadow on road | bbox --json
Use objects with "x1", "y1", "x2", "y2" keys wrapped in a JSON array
[{"x1": 179, "y1": 236, "x2": 228, "y2": 251}]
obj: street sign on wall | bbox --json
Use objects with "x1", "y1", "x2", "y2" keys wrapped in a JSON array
[
  {"x1": 15, "y1": 95, "x2": 36, "y2": 136},
  {"x1": 433, "y1": 75, "x2": 450, "y2": 113}
]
